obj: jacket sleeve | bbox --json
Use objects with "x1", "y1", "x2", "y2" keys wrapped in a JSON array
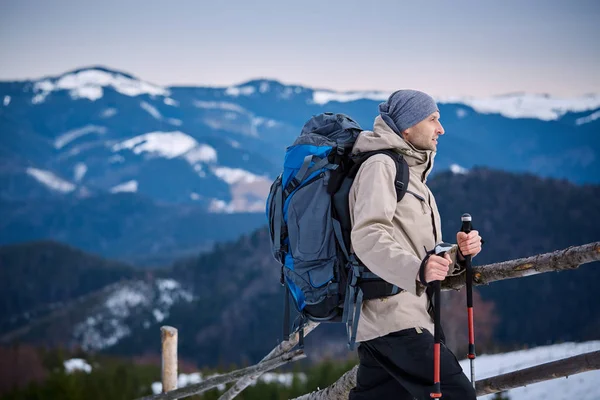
[
  {"x1": 350, "y1": 157, "x2": 422, "y2": 296},
  {"x1": 447, "y1": 245, "x2": 466, "y2": 277}
]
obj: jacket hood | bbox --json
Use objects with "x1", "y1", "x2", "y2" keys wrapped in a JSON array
[{"x1": 352, "y1": 115, "x2": 436, "y2": 181}]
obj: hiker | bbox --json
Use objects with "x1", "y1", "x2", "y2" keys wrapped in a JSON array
[{"x1": 347, "y1": 90, "x2": 483, "y2": 400}]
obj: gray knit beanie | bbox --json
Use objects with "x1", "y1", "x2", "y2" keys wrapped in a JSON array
[{"x1": 378, "y1": 89, "x2": 439, "y2": 135}]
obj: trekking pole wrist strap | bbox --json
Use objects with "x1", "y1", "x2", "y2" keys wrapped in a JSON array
[{"x1": 419, "y1": 250, "x2": 435, "y2": 286}]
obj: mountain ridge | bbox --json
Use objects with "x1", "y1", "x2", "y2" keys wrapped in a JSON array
[
  {"x1": 2, "y1": 65, "x2": 599, "y2": 263},
  {"x1": 3, "y1": 168, "x2": 598, "y2": 366}
]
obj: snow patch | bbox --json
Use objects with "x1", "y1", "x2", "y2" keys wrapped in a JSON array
[
  {"x1": 156, "y1": 279, "x2": 179, "y2": 291},
  {"x1": 179, "y1": 373, "x2": 204, "y2": 388},
  {"x1": 223, "y1": 112, "x2": 239, "y2": 120},
  {"x1": 101, "y1": 108, "x2": 118, "y2": 118},
  {"x1": 259, "y1": 82, "x2": 270, "y2": 93},
  {"x1": 168, "y1": 118, "x2": 182, "y2": 126},
  {"x1": 469, "y1": 341, "x2": 600, "y2": 400},
  {"x1": 164, "y1": 97, "x2": 179, "y2": 106},
  {"x1": 439, "y1": 93, "x2": 600, "y2": 121},
  {"x1": 105, "y1": 287, "x2": 148, "y2": 317},
  {"x1": 456, "y1": 108, "x2": 468, "y2": 118},
  {"x1": 153, "y1": 309, "x2": 165, "y2": 323},
  {"x1": 212, "y1": 167, "x2": 267, "y2": 185},
  {"x1": 190, "y1": 192, "x2": 200, "y2": 200},
  {"x1": 64, "y1": 359, "x2": 92, "y2": 374},
  {"x1": 73, "y1": 163, "x2": 87, "y2": 182},
  {"x1": 156, "y1": 279, "x2": 194, "y2": 306},
  {"x1": 26, "y1": 167, "x2": 76, "y2": 193},
  {"x1": 72, "y1": 86, "x2": 103, "y2": 101},
  {"x1": 112, "y1": 131, "x2": 197, "y2": 159},
  {"x1": 151, "y1": 382, "x2": 162, "y2": 394},
  {"x1": 151, "y1": 371, "x2": 306, "y2": 394},
  {"x1": 209, "y1": 199, "x2": 234, "y2": 213},
  {"x1": 193, "y1": 164, "x2": 206, "y2": 177},
  {"x1": 253, "y1": 117, "x2": 279, "y2": 128},
  {"x1": 229, "y1": 140, "x2": 240, "y2": 148},
  {"x1": 32, "y1": 94, "x2": 45, "y2": 104},
  {"x1": 225, "y1": 85, "x2": 256, "y2": 97},
  {"x1": 450, "y1": 164, "x2": 468, "y2": 174},
  {"x1": 575, "y1": 110, "x2": 600, "y2": 125},
  {"x1": 109, "y1": 154, "x2": 125, "y2": 164},
  {"x1": 73, "y1": 283, "x2": 152, "y2": 350},
  {"x1": 183, "y1": 144, "x2": 218, "y2": 164},
  {"x1": 260, "y1": 372, "x2": 306, "y2": 386},
  {"x1": 3, "y1": 95, "x2": 10, "y2": 106},
  {"x1": 32, "y1": 69, "x2": 169, "y2": 103},
  {"x1": 193, "y1": 100, "x2": 246, "y2": 113},
  {"x1": 208, "y1": 198, "x2": 266, "y2": 214},
  {"x1": 281, "y1": 87, "x2": 294, "y2": 99},
  {"x1": 110, "y1": 180, "x2": 138, "y2": 193},
  {"x1": 140, "y1": 101, "x2": 162, "y2": 119},
  {"x1": 312, "y1": 90, "x2": 390, "y2": 105},
  {"x1": 54, "y1": 125, "x2": 107, "y2": 149}
]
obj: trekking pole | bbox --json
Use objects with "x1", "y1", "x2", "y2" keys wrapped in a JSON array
[
  {"x1": 430, "y1": 243, "x2": 452, "y2": 399},
  {"x1": 431, "y1": 278, "x2": 442, "y2": 398},
  {"x1": 461, "y1": 213, "x2": 476, "y2": 389}
]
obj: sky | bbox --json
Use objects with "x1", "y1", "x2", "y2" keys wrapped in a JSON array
[{"x1": 1, "y1": 0, "x2": 599, "y2": 97}]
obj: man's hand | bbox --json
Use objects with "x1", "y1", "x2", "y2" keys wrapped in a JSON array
[
  {"x1": 457, "y1": 230, "x2": 482, "y2": 259},
  {"x1": 423, "y1": 253, "x2": 452, "y2": 283}
]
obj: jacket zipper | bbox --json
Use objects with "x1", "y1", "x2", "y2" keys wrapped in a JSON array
[
  {"x1": 427, "y1": 194, "x2": 438, "y2": 243},
  {"x1": 420, "y1": 157, "x2": 438, "y2": 244}
]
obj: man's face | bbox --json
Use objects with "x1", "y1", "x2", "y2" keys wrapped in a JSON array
[{"x1": 401, "y1": 111, "x2": 445, "y2": 151}]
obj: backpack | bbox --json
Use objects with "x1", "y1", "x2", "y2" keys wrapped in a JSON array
[{"x1": 265, "y1": 112, "x2": 410, "y2": 350}]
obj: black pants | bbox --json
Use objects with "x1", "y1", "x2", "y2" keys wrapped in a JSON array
[{"x1": 349, "y1": 328, "x2": 476, "y2": 400}]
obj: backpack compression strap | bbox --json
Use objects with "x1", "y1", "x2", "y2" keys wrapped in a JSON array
[{"x1": 283, "y1": 154, "x2": 337, "y2": 198}]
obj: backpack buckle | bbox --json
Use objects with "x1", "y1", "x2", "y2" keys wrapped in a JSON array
[
  {"x1": 277, "y1": 244, "x2": 288, "y2": 265},
  {"x1": 283, "y1": 178, "x2": 300, "y2": 198}
]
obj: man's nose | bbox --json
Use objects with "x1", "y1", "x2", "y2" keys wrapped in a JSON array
[{"x1": 437, "y1": 123, "x2": 445, "y2": 135}]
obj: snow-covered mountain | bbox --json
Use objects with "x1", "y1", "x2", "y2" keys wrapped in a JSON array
[
  {"x1": 1, "y1": 65, "x2": 598, "y2": 264},
  {"x1": 1, "y1": 65, "x2": 598, "y2": 211}
]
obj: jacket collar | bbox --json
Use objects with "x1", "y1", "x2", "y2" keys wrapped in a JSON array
[{"x1": 353, "y1": 115, "x2": 436, "y2": 182}]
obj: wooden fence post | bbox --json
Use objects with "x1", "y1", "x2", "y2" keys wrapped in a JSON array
[{"x1": 161, "y1": 326, "x2": 178, "y2": 393}]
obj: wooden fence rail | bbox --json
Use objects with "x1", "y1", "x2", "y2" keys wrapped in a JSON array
[{"x1": 138, "y1": 241, "x2": 600, "y2": 400}]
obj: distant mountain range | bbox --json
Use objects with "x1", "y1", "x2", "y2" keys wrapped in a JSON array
[
  {"x1": 1, "y1": 66, "x2": 599, "y2": 263},
  {"x1": 2, "y1": 169, "x2": 598, "y2": 367}
]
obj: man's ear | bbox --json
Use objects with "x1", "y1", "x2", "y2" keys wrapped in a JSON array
[{"x1": 400, "y1": 128, "x2": 410, "y2": 140}]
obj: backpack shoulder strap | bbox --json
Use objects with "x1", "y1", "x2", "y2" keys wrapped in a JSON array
[{"x1": 350, "y1": 149, "x2": 409, "y2": 202}]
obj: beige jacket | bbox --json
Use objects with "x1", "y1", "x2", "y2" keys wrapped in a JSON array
[{"x1": 349, "y1": 115, "x2": 461, "y2": 342}]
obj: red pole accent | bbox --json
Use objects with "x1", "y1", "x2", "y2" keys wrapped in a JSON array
[
  {"x1": 431, "y1": 342, "x2": 442, "y2": 398},
  {"x1": 433, "y1": 343, "x2": 441, "y2": 382},
  {"x1": 468, "y1": 307, "x2": 475, "y2": 344}
]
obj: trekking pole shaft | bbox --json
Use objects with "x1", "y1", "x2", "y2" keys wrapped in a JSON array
[
  {"x1": 461, "y1": 214, "x2": 476, "y2": 389},
  {"x1": 430, "y1": 280, "x2": 442, "y2": 398}
]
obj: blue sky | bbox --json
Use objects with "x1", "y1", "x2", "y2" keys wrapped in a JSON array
[{"x1": 1, "y1": 0, "x2": 599, "y2": 96}]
